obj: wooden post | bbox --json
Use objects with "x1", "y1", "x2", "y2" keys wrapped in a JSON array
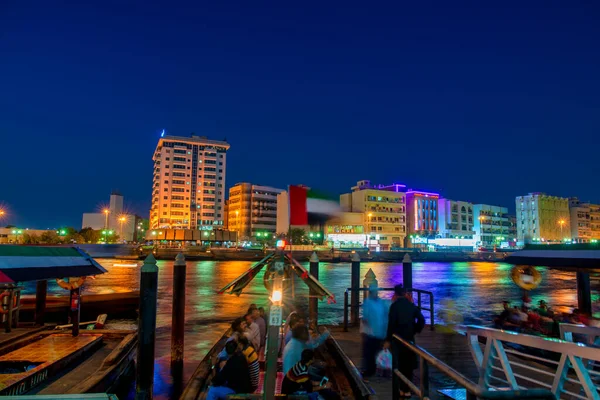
[
  {"x1": 136, "y1": 254, "x2": 159, "y2": 400},
  {"x1": 5, "y1": 290, "x2": 13, "y2": 333},
  {"x1": 171, "y1": 253, "x2": 186, "y2": 372},
  {"x1": 70, "y1": 287, "x2": 81, "y2": 337},
  {"x1": 351, "y1": 252, "x2": 360, "y2": 326},
  {"x1": 402, "y1": 253, "x2": 413, "y2": 290},
  {"x1": 577, "y1": 271, "x2": 592, "y2": 316},
  {"x1": 35, "y1": 280, "x2": 48, "y2": 326},
  {"x1": 309, "y1": 252, "x2": 319, "y2": 327}
]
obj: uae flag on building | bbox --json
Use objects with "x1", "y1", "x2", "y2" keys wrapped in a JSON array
[{"x1": 289, "y1": 185, "x2": 341, "y2": 226}]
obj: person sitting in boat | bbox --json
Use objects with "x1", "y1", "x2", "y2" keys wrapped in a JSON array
[
  {"x1": 244, "y1": 311, "x2": 261, "y2": 351},
  {"x1": 207, "y1": 339, "x2": 252, "y2": 400},
  {"x1": 254, "y1": 306, "x2": 267, "y2": 350},
  {"x1": 238, "y1": 336, "x2": 260, "y2": 392},
  {"x1": 536, "y1": 300, "x2": 554, "y2": 318},
  {"x1": 216, "y1": 317, "x2": 248, "y2": 364},
  {"x1": 283, "y1": 325, "x2": 330, "y2": 375},
  {"x1": 284, "y1": 313, "x2": 305, "y2": 346},
  {"x1": 282, "y1": 349, "x2": 341, "y2": 400}
]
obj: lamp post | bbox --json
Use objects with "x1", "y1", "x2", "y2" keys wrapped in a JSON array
[
  {"x1": 119, "y1": 216, "x2": 127, "y2": 243},
  {"x1": 478, "y1": 215, "x2": 485, "y2": 249},
  {"x1": 558, "y1": 219, "x2": 566, "y2": 242},
  {"x1": 367, "y1": 213, "x2": 373, "y2": 249},
  {"x1": 0, "y1": 209, "x2": 5, "y2": 225},
  {"x1": 103, "y1": 209, "x2": 110, "y2": 231}
]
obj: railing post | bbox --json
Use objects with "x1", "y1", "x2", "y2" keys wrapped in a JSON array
[
  {"x1": 362, "y1": 268, "x2": 378, "y2": 305},
  {"x1": 419, "y1": 357, "x2": 429, "y2": 399},
  {"x1": 417, "y1": 291, "x2": 422, "y2": 310},
  {"x1": 429, "y1": 293, "x2": 435, "y2": 330},
  {"x1": 343, "y1": 291, "x2": 349, "y2": 332},
  {"x1": 35, "y1": 280, "x2": 48, "y2": 326},
  {"x1": 576, "y1": 271, "x2": 592, "y2": 316},
  {"x1": 351, "y1": 253, "x2": 360, "y2": 326}
]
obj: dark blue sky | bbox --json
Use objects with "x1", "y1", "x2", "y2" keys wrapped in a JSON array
[{"x1": 1, "y1": 1, "x2": 599, "y2": 228}]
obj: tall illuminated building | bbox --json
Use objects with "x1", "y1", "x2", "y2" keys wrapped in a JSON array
[
  {"x1": 405, "y1": 190, "x2": 440, "y2": 239},
  {"x1": 150, "y1": 133, "x2": 230, "y2": 230}
]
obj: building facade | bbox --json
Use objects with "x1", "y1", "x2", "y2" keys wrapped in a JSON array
[
  {"x1": 151, "y1": 134, "x2": 230, "y2": 230},
  {"x1": 405, "y1": 190, "x2": 440, "y2": 240},
  {"x1": 82, "y1": 191, "x2": 137, "y2": 242},
  {"x1": 473, "y1": 204, "x2": 517, "y2": 248},
  {"x1": 438, "y1": 199, "x2": 475, "y2": 239},
  {"x1": 568, "y1": 198, "x2": 600, "y2": 243},
  {"x1": 227, "y1": 183, "x2": 283, "y2": 239},
  {"x1": 340, "y1": 180, "x2": 406, "y2": 250},
  {"x1": 324, "y1": 212, "x2": 366, "y2": 248},
  {"x1": 516, "y1": 193, "x2": 570, "y2": 244}
]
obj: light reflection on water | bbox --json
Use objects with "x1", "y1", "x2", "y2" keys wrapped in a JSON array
[{"x1": 20, "y1": 259, "x2": 598, "y2": 399}]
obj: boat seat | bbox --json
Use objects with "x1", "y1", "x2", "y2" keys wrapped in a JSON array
[
  {"x1": 254, "y1": 371, "x2": 284, "y2": 394},
  {"x1": 258, "y1": 348, "x2": 283, "y2": 369}
]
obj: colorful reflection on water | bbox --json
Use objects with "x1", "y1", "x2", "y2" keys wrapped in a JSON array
[{"x1": 20, "y1": 259, "x2": 599, "y2": 399}]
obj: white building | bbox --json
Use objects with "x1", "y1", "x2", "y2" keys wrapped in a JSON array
[
  {"x1": 473, "y1": 204, "x2": 517, "y2": 248},
  {"x1": 82, "y1": 191, "x2": 137, "y2": 242},
  {"x1": 227, "y1": 183, "x2": 283, "y2": 239},
  {"x1": 151, "y1": 134, "x2": 230, "y2": 230},
  {"x1": 516, "y1": 193, "x2": 570, "y2": 244},
  {"x1": 438, "y1": 199, "x2": 475, "y2": 239}
]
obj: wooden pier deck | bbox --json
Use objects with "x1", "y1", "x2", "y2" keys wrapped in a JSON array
[{"x1": 328, "y1": 325, "x2": 479, "y2": 400}]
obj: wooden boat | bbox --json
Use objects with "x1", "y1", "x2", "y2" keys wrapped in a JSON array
[
  {"x1": 19, "y1": 292, "x2": 140, "y2": 322},
  {"x1": 0, "y1": 327, "x2": 136, "y2": 396},
  {"x1": 181, "y1": 327, "x2": 371, "y2": 400}
]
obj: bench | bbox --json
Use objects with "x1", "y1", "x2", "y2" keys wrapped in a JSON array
[{"x1": 254, "y1": 372, "x2": 284, "y2": 394}]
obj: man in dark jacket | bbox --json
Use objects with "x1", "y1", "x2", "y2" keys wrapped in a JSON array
[
  {"x1": 207, "y1": 339, "x2": 253, "y2": 400},
  {"x1": 386, "y1": 284, "x2": 425, "y2": 400}
]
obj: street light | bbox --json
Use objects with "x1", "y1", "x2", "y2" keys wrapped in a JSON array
[
  {"x1": 558, "y1": 219, "x2": 566, "y2": 242},
  {"x1": 478, "y1": 216, "x2": 486, "y2": 248},
  {"x1": 367, "y1": 213, "x2": 373, "y2": 249}
]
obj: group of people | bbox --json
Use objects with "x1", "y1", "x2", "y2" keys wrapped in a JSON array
[
  {"x1": 361, "y1": 284, "x2": 426, "y2": 400},
  {"x1": 206, "y1": 304, "x2": 266, "y2": 400},
  {"x1": 207, "y1": 304, "x2": 341, "y2": 400}
]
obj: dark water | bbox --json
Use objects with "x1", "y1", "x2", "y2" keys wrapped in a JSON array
[{"x1": 23, "y1": 259, "x2": 598, "y2": 399}]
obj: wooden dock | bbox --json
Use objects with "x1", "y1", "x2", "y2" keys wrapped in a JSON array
[{"x1": 328, "y1": 325, "x2": 479, "y2": 400}]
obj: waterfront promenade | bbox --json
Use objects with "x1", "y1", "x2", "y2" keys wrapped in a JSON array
[{"x1": 329, "y1": 325, "x2": 478, "y2": 399}]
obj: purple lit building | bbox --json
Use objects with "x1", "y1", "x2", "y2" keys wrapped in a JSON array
[{"x1": 406, "y1": 190, "x2": 440, "y2": 240}]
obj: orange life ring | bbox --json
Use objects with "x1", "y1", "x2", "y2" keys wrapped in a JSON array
[
  {"x1": 56, "y1": 277, "x2": 86, "y2": 290},
  {"x1": 511, "y1": 265, "x2": 542, "y2": 291}
]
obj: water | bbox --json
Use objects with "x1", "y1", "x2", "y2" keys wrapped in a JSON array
[{"x1": 22, "y1": 259, "x2": 598, "y2": 398}]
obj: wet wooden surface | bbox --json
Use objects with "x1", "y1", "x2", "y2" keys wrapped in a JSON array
[{"x1": 328, "y1": 325, "x2": 479, "y2": 399}]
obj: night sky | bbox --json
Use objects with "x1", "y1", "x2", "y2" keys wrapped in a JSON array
[{"x1": 1, "y1": 1, "x2": 599, "y2": 228}]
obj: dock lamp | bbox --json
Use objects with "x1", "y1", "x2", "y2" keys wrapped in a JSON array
[{"x1": 264, "y1": 257, "x2": 285, "y2": 396}]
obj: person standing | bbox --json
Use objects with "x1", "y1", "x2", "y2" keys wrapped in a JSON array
[
  {"x1": 386, "y1": 284, "x2": 425, "y2": 400},
  {"x1": 253, "y1": 307, "x2": 266, "y2": 350},
  {"x1": 361, "y1": 285, "x2": 389, "y2": 380}
]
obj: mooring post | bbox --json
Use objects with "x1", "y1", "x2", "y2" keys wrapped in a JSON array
[
  {"x1": 351, "y1": 252, "x2": 360, "y2": 326},
  {"x1": 171, "y1": 253, "x2": 186, "y2": 372},
  {"x1": 402, "y1": 253, "x2": 413, "y2": 290},
  {"x1": 136, "y1": 254, "x2": 159, "y2": 400},
  {"x1": 362, "y1": 268, "x2": 378, "y2": 304},
  {"x1": 576, "y1": 271, "x2": 592, "y2": 316},
  {"x1": 309, "y1": 252, "x2": 319, "y2": 327},
  {"x1": 70, "y1": 287, "x2": 81, "y2": 337},
  {"x1": 35, "y1": 280, "x2": 48, "y2": 326}
]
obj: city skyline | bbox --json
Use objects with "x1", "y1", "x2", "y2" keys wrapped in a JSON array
[{"x1": 2, "y1": 2, "x2": 600, "y2": 228}]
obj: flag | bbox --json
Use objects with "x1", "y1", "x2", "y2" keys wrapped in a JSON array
[{"x1": 288, "y1": 185, "x2": 341, "y2": 226}]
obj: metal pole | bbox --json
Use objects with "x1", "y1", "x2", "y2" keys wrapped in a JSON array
[
  {"x1": 136, "y1": 254, "x2": 159, "y2": 400},
  {"x1": 343, "y1": 290, "x2": 349, "y2": 332},
  {"x1": 402, "y1": 253, "x2": 413, "y2": 290},
  {"x1": 35, "y1": 280, "x2": 47, "y2": 326},
  {"x1": 171, "y1": 253, "x2": 186, "y2": 371},
  {"x1": 350, "y1": 252, "x2": 360, "y2": 326},
  {"x1": 419, "y1": 357, "x2": 429, "y2": 399},
  {"x1": 264, "y1": 251, "x2": 284, "y2": 400},
  {"x1": 309, "y1": 252, "x2": 319, "y2": 327}
]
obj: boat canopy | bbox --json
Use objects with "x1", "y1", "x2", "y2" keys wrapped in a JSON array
[
  {"x1": 0, "y1": 246, "x2": 107, "y2": 283},
  {"x1": 505, "y1": 249, "x2": 600, "y2": 269}
]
